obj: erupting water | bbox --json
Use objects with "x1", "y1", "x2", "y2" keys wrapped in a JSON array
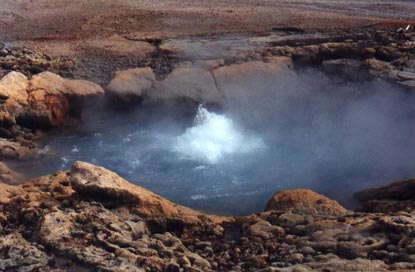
[
  {"x1": 12, "y1": 70, "x2": 415, "y2": 215},
  {"x1": 174, "y1": 105, "x2": 264, "y2": 164}
]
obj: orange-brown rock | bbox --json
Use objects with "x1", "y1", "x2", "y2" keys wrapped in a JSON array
[
  {"x1": 1, "y1": 162, "x2": 415, "y2": 271},
  {"x1": 106, "y1": 67, "x2": 156, "y2": 103},
  {"x1": 70, "y1": 161, "x2": 210, "y2": 222},
  {"x1": 0, "y1": 71, "x2": 104, "y2": 129},
  {"x1": 265, "y1": 189, "x2": 348, "y2": 216},
  {"x1": 212, "y1": 61, "x2": 294, "y2": 102},
  {"x1": 152, "y1": 67, "x2": 225, "y2": 105}
]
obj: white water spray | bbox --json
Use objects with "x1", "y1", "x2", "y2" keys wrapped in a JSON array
[{"x1": 174, "y1": 105, "x2": 264, "y2": 164}]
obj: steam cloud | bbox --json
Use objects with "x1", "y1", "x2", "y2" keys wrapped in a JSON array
[{"x1": 16, "y1": 68, "x2": 415, "y2": 215}]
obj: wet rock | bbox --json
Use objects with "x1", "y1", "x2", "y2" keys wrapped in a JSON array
[
  {"x1": 265, "y1": 189, "x2": 347, "y2": 216},
  {"x1": 106, "y1": 67, "x2": 156, "y2": 103},
  {"x1": 152, "y1": 67, "x2": 224, "y2": 105}
]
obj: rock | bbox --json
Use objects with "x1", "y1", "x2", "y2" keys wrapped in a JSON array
[
  {"x1": 397, "y1": 71, "x2": 415, "y2": 81},
  {"x1": 0, "y1": 233, "x2": 50, "y2": 271},
  {"x1": 363, "y1": 58, "x2": 395, "y2": 78},
  {"x1": 193, "y1": 59, "x2": 225, "y2": 70},
  {"x1": 0, "y1": 72, "x2": 29, "y2": 125},
  {"x1": 246, "y1": 219, "x2": 285, "y2": 239},
  {"x1": 263, "y1": 56, "x2": 294, "y2": 69},
  {"x1": 398, "y1": 80, "x2": 415, "y2": 89},
  {"x1": 27, "y1": 72, "x2": 103, "y2": 127},
  {"x1": 354, "y1": 179, "x2": 415, "y2": 213},
  {"x1": 70, "y1": 161, "x2": 206, "y2": 221},
  {"x1": 309, "y1": 258, "x2": 387, "y2": 271},
  {"x1": 64, "y1": 78, "x2": 105, "y2": 98},
  {"x1": 0, "y1": 71, "x2": 103, "y2": 129},
  {"x1": 26, "y1": 82, "x2": 69, "y2": 128},
  {"x1": 0, "y1": 182, "x2": 23, "y2": 204},
  {"x1": 0, "y1": 162, "x2": 23, "y2": 184},
  {"x1": 0, "y1": 138, "x2": 36, "y2": 160},
  {"x1": 212, "y1": 61, "x2": 293, "y2": 102},
  {"x1": 265, "y1": 189, "x2": 348, "y2": 216},
  {"x1": 106, "y1": 67, "x2": 155, "y2": 103},
  {"x1": 275, "y1": 212, "x2": 305, "y2": 228},
  {"x1": 1, "y1": 160, "x2": 415, "y2": 271},
  {"x1": 0, "y1": 71, "x2": 29, "y2": 106},
  {"x1": 322, "y1": 59, "x2": 366, "y2": 80},
  {"x1": 286, "y1": 253, "x2": 304, "y2": 264},
  {"x1": 152, "y1": 67, "x2": 224, "y2": 105}
]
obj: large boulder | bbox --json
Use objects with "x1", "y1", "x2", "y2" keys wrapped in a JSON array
[
  {"x1": 212, "y1": 61, "x2": 293, "y2": 102},
  {"x1": 265, "y1": 189, "x2": 348, "y2": 216},
  {"x1": 106, "y1": 67, "x2": 156, "y2": 103},
  {"x1": 27, "y1": 72, "x2": 104, "y2": 126},
  {"x1": 70, "y1": 161, "x2": 204, "y2": 221},
  {"x1": 151, "y1": 67, "x2": 224, "y2": 105},
  {"x1": 0, "y1": 71, "x2": 29, "y2": 106},
  {"x1": 0, "y1": 72, "x2": 29, "y2": 124},
  {"x1": 0, "y1": 71, "x2": 104, "y2": 129}
]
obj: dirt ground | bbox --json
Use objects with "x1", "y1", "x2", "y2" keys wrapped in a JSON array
[
  {"x1": 1, "y1": 0, "x2": 415, "y2": 83},
  {"x1": 2, "y1": 0, "x2": 415, "y2": 41}
]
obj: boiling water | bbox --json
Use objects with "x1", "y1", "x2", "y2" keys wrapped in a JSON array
[
  {"x1": 14, "y1": 71, "x2": 415, "y2": 215},
  {"x1": 174, "y1": 105, "x2": 264, "y2": 164}
]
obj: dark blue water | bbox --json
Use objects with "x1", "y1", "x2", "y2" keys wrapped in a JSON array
[{"x1": 13, "y1": 73, "x2": 415, "y2": 215}]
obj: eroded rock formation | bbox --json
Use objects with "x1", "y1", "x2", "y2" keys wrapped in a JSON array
[{"x1": 1, "y1": 161, "x2": 415, "y2": 271}]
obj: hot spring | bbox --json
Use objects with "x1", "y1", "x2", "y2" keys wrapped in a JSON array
[{"x1": 13, "y1": 69, "x2": 415, "y2": 215}]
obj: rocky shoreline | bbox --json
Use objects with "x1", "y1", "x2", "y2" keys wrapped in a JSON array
[
  {"x1": 1, "y1": 161, "x2": 415, "y2": 271},
  {"x1": 1, "y1": 26, "x2": 415, "y2": 271},
  {"x1": 1, "y1": 27, "x2": 415, "y2": 167}
]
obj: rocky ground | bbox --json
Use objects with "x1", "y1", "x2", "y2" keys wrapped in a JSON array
[
  {"x1": 1, "y1": 161, "x2": 415, "y2": 272},
  {"x1": 1, "y1": 1, "x2": 415, "y2": 271}
]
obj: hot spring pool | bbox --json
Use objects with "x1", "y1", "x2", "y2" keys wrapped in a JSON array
[{"x1": 13, "y1": 71, "x2": 415, "y2": 215}]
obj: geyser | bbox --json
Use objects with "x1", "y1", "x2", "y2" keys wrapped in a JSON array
[
  {"x1": 13, "y1": 69, "x2": 415, "y2": 215},
  {"x1": 174, "y1": 105, "x2": 264, "y2": 164}
]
